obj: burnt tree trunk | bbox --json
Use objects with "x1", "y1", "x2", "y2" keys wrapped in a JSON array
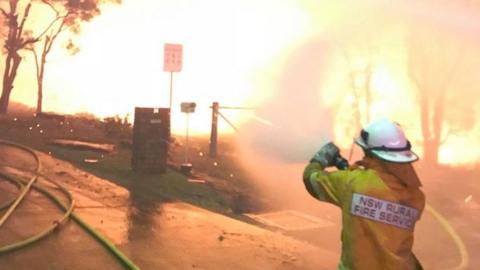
[
  {"x1": 36, "y1": 77, "x2": 43, "y2": 114},
  {"x1": 0, "y1": 2, "x2": 33, "y2": 114},
  {"x1": 34, "y1": 17, "x2": 67, "y2": 114},
  {"x1": 0, "y1": 53, "x2": 22, "y2": 114},
  {"x1": 420, "y1": 87, "x2": 446, "y2": 166},
  {"x1": 35, "y1": 38, "x2": 49, "y2": 114},
  {"x1": 0, "y1": 55, "x2": 13, "y2": 114}
]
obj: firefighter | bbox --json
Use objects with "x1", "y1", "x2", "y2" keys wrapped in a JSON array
[{"x1": 303, "y1": 118, "x2": 425, "y2": 270}]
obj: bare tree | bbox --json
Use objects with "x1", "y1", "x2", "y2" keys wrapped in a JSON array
[
  {"x1": 0, "y1": 0, "x2": 120, "y2": 114},
  {"x1": 346, "y1": 55, "x2": 374, "y2": 131},
  {"x1": 29, "y1": 0, "x2": 123, "y2": 114},
  {"x1": 406, "y1": 1, "x2": 477, "y2": 166},
  {"x1": 0, "y1": 1, "x2": 38, "y2": 114},
  {"x1": 328, "y1": 13, "x2": 382, "y2": 139}
]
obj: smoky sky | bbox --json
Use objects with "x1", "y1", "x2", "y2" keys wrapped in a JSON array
[{"x1": 241, "y1": 38, "x2": 334, "y2": 163}]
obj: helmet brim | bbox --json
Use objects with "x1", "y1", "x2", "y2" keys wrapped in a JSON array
[{"x1": 355, "y1": 137, "x2": 419, "y2": 163}]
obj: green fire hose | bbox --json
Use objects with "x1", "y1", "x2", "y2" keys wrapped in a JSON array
[{"x1": 0, "y1": 140, "x2": 140, "y2": 270}]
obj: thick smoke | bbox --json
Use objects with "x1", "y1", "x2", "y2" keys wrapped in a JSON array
[
  {"x1": 239, "y1": 38, "x2": 334, "y2": 163},
  {"x1": 234, "y1": 37, "x2": 340, "y2": 214}
]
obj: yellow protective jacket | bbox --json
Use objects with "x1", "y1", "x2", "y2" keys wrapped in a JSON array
[{"x1": 303, "y1": 157, "x2": 425, "y2": 270}]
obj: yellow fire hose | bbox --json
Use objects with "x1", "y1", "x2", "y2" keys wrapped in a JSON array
[{"x1": 425, "y1": 205, "x2": 469, "y2": 270}]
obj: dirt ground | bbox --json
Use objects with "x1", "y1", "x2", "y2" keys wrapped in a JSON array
[{"x1": 0, "y1": 143, "x2": 339, "y2": 270}]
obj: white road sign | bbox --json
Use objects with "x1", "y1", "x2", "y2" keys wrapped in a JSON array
[{"x1": 163, "y1": 43, "x2": 183, "y2": 72}]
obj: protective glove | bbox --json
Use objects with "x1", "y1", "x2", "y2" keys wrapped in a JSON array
[{"x1": 310, "y1": 142, "x2": 342, "y2": 168}]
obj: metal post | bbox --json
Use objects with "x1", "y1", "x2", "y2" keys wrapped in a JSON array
[
  {"x1": 185, "y1": 113, "x2": 190, "y2": 164},
  {"x1": 209, "y1": 102, "x2": 219, "y2": 158},
  {"x1": 180, "y1": 102, "x2": 194, "y2": 176},
  {"x1": 169, "y1": 72, "x2": 173, "y2": 109}
]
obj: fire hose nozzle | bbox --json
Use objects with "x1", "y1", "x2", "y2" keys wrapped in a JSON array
[{"x1": 334, "y1": 155, "x2": 349, "y2": 170}]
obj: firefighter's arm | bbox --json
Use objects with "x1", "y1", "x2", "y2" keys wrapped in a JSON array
[
  {"x1": 303, "y1": 162, "x2": 350, "y2": 206},
  {"x1": 303, "y1": 142, "x2": 350, "y2": 206}
]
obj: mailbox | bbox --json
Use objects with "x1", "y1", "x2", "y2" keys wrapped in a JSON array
[{"x1": 181, "y1": 102, "x2": 196, "y2": 113}]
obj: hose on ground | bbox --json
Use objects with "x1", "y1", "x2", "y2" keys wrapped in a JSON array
[
  {"x1": 0, "y1": 140, "x2": 140, "y2": 270},
  {"x1": 0, "y1": 178, "x2": 22, "y2": 210},
  {"x1": 0, "y1": 170, "x2": 74, "y2": 254},
  {"x1": 0, "y1": 139, "x2": 41, "y2": 228}
]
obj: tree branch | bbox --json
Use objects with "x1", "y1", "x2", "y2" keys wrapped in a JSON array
[
  {"x1": 21, "y1": 37, "x2": 39, "y2": 47},
  {"x1": 35, "y1": 15, "x2": 64, "y2": 41},
  {"x1": 0, "y1": 7, "x2": 8, "y2": 18},
  {"x1": 9, "y1": 0, "x2": 16, "y2": 15},
  {"x1": 406, "y1": 38, "x2": 419, "y2": 87},
  {"x1": 27, "y1": 47, "x2": 41, "y2": 80},
  {"x1": 41, "y1": 0, "x2": 59, "y2": 16},
  {"x1": 439, "y1": 126, "x2": 450, "y2": 146},
  {"x1": 16, "y1": 1, "x2": 32, "y2": 42},
  {"x1": 438, "y1": 45, "x2": 465, "y2": 93},
  {"x1": 45, "y1": 15, "x2": 68, "y2": 54},
  {"x1": 34, "y1": 0, "x2": 72, "y2": 41}
]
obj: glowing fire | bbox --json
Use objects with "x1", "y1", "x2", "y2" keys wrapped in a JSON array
[
  {"x1": 5, "y1": 0, "x2": 480, "y2": 165},
  {"x1": 10, "y1": 0, "x2": 311, "y2": 135}
]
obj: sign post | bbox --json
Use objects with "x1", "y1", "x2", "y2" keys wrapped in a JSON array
[
  {"x1": 163, "y1": 43, "x2": 183, "y2": 109},
  {"x1": 180, "y1": 102, "x2": 196, "y2": 176}
]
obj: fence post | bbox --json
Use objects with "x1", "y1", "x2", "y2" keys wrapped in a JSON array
[{"x1": 209, "y1": 102, "x2": 219, "y2": 158}]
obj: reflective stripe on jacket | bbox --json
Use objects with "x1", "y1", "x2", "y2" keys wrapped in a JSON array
[{"x1": 303, "y1": 157, "x2": 425, "y2": 270}]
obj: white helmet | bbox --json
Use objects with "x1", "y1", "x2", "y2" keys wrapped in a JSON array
[{"x1": 355, "y1": 118, "x2": 418, "y2": 163}]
